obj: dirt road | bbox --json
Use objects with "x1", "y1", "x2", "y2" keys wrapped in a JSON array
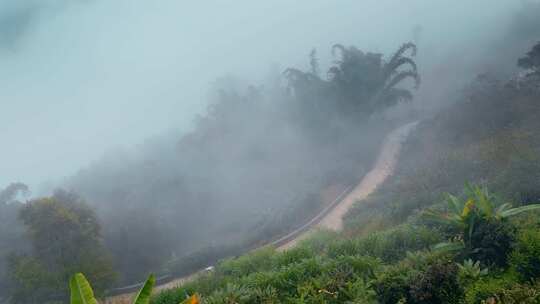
[
  {"x1": 105, "y1": 121, "x2": 418, "y2": 303},
  {"x1": 277, "y1": 121, "x2": 418, "y2": 250}
]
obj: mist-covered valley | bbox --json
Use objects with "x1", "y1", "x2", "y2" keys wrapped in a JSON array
[{"x1": 2, "y1": 1, "x2": 540, "y2": 303}]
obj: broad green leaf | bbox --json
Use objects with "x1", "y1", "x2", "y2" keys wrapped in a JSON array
[
  {"x1": 475, "y1": 187, "x2": 493, "y2": 217},
  {"x1": 445, "y1": 194, "x2": 463, "y2": 215},
  {"x1": 432, "y1": 241, "x2": 464, "y2": 253},
  {"x1": 422, "y1": 210, "x2": 451, "y2": 225},
  {"x1": 70, "y1": 273, "x2": 98, "y2": 304},
  {"x1": 133, "y1": 274, "x2": 156, "y2": 304},
  {"x1": 500, "y1": 204, "x2": 540, "y2": 218}
]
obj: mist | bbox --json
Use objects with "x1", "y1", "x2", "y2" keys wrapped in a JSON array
[
  {"x1": 3, "y1": 1, "x2": 540, "y2": 299},
  {"x1": 0, "y1": 0, "x2": 523, "y2": 190}
]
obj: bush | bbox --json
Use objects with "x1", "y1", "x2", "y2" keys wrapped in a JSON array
[
  {"x1": 372, "y1": 263, "x2": 414, "y2": 304},
  {"x1": 487, "y1": 281, "x2": 540, "y2": 304},
  {"x1": 464, "y1": 272, "x2": 518, "y2": 304},
  {"x1": 273, "y1": 246, "x2": 314, "y2": 268},
  {"x1": 467, "y1": 219, "x2": 515, "y2": 267},
  {"x1": 374, "y1": 253, "x2": 463, "y2": 304},
  {"x1": 510, "y1": 229, "x2": 540, "y2": 282},
  {"x1": 328, "y1": 225, "x2": 441, "y2": 263},
  {"x1": 409, "y1": 260, "x2": 463, "y2": 304},
  {"x1": 457, "y1": 259, "x2": 489, "y2": 286}
]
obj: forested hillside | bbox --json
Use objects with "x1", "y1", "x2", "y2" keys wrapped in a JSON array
[
  {"x1": 65, "y1": 41, "x2": 419, "y2": 285},
  {"x1": 3, "y1": 2, "x2": 540, "y2": 304},
  {"x1": 151, "y1": 40, "x2": 540, "y2": 304},
  {"x1": 1, "y1": 39, "x2": 420, "y2": 302}
]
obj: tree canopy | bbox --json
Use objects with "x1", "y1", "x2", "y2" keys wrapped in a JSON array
[{"x1": 7, "y1": 190, "x2": 116, "y2": 304}]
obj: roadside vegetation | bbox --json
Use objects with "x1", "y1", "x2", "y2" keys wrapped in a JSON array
[
  {"x1": 0, "y1": 39, "x2": 419, "y2": 303},
  {"x1": 145, "y1": 41, "x2": 540, "y2": 303},
  {"x1": 3, "y1": 4, "x2": 540, "y2": 303}
]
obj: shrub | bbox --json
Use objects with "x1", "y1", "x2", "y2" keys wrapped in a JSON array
[
  {"x1": 457, "y1": 259, "x2": 489, "y2": 286},
  {"x1": 374, "y1": 252, "x2": 463, "y2": 304},
  {"x1": 510, "y1": 229, "x2": 540, "y2": 282},
  {"x1": 328, "y1": 225, "x2": 441, "y2": 263},
  {"x1": 488, "y1": 281, "x2": 540, "y2": 304},
  {"x1": 409, "y1": 260, "x2": 463, "y2": 304},
  {"x1": 467, "y1": 219, "x2": 515, "y2": 267},
  {"x1": 274, "y1": 246, "x2": 314, "y2": 268},
  {"x1": 297, "y1": 230, "x2": 341, "y2": 254},
  {"x1": 464, "y1": 272, "x2": 518, "y2": 304},
  {"x1": 373, "y1": 263, "x2": 415, "y2": 304}
]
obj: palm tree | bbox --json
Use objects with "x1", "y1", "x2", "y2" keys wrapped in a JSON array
[
  {"x1": 518, "y1": 41, "x2": 540, "y2": 73},
  {"x1": 0, "y1": 182, "x2": 29, "y2": 204},
  {"x1": 328, "y1": 42, "x2": 420, "y2": 113}
]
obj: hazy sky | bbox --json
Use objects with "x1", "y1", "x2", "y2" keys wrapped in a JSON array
[{"x1": 0, "y1": 0, "x2": 521, "y2": 190}]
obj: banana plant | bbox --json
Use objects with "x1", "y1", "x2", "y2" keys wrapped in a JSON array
[
  {"x1": 70, "y1": 273, "x2": 99, "y2": 304},
  {"x1": 424, "y1": 184, "x2": 540, "y2": 240},
  {"x1": 425, "y1": 184, "x2": 540, "y2": 258},
  {"x1": 69, "y1": 273, "x2": 199, "y2": 304}
]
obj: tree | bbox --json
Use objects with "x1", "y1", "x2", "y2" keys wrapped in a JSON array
[
  {"x1": 518, "y1": 41, "x2": 540, "y2": 73},
  {"x1": 0, "y1": 183, "x2": 29, "y2": 299},
  {"x1": 0, "y1": 182, "x2": 29, "y2": 204},
  {"x1": 285, "y1": 42, "x2": 420, "y2": 123},
  {"x1": 7, "y1": 190, "x2": 116, "y2": 303},
  {"x1": 329, "y1": 42, "x2": 420, "y2": 114}
]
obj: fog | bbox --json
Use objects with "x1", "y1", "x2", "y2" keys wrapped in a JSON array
[
  {"x1": 0, "y1": 0, "x2": 523, "y2": 190},
  {"x1": 3, "y1": 1, "x2": 540, "y2": 296}
]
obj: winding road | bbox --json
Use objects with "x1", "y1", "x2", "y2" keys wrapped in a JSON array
[
  {"x1": 277, "y1": 121, "x2": 418, "y2": 250},
  {"x1": 105, "y1": 121, "x2": 418, "y2": 303}
]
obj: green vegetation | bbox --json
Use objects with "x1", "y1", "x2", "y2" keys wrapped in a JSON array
[
  {"x1": 518, "y1": 41, "x2": 540, "y2": 73},
  {"x1": 145, "y1": 42, "x2": 540, "y2": 304},
  {"x1": 7, "y1": 190, "x2": 116, "y2": 304},
  {"x1": 0, "y1": 183, "x2": 27, "y2": 297},
  {"x1": 147, "y1": 185, "x2": 540, "y2": 304},
  {"x1": 424, "y1": 185, "x2": 540, "y2": 266},
  {"x1": 68, "y1": 273, "x2": 198, "y2": 304},
  {"x1": 4, "y1": 6, "x2": 540, "y2": 304},
  {"x1": 63, "y1": 41, "x2": 416, "y2": 285},
  {"x1": 285, "y1": 42, "x2": 420, "y2": 123}
]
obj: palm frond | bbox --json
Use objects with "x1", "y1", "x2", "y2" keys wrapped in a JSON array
[
  {"x1": 387, "y1": 42, "x2": 417, "y2": 67},
  {"x1": 494, "y1": 203, "x2": 512, "y2": 218},
  {"x1": 385, "y1": 70, "x2": 420, "y2": 91},
  {"x1": 499, "y1": 204, "x2": 540, "y2": 218},
  {"x1": 445, "y1": 193, "x2": 464, "y2": 216},
  {"x1": 422, "y1": 209, "x2": 457, "y2": 227},
  {"x1": 469, "y1": 185, "x2": 494, "y2": 218},
  {"x1": 382, "y1": 57, "x2": 418, "y2": 82},
  {"x1": 432, "y1": 241, "x2": 464, "y2": 253}
]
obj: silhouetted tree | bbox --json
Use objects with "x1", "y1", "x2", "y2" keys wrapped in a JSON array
[
  {"x1": 329, "y1": 42, "x2": 420, "y2": 114},
  {"x1": 518, "y1": 41, "x2": 540, "y2": 73},
  {"x1": 7, "y1": 190, "x2": 116, "y2": 303},
  {"x1": 285, "y1": 42, "x2": 420, "y2": 124},
  {"x1": 0, "y1": 183, "x2": 28, "y2": 299}
]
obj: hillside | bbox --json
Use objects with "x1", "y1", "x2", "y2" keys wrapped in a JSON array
[
  {"x1": 150, "y1": 44, "x2": 540, "y2": 304},
  {"x1": 4, "y1": 2, "x2": 540, "y2": 304}
]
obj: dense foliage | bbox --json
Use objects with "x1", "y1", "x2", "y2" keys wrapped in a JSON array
[
  {"x1": 6, "y1": 191, "x2": 116, "y2": 303},
  {"x1": 62, "y1": 41, "x2": 417, "y2": 285},
  {"x1": 0, "y1": 184, "x2": 28, "y2": 299},
  {"x1": 147, "y1": 42, "x2": 540, "y2": 304}
]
